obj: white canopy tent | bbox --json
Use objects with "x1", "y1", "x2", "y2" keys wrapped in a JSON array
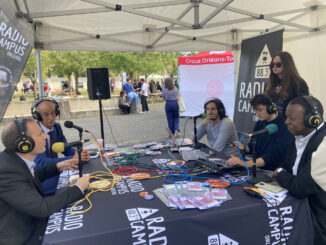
[{"x1": 1, "y1": 0, "x2": 326, "y2": 106}]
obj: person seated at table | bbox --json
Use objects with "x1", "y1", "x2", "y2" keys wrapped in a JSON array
[
  {"x1": 273, "y1": 95, "x2": 326, "y2": 245},
  {"x1": 122, "y1": 78, "x2": 140, "y2": 108},
  {"x1": 227, "y1": 94, "x2": 292, "y2": 171},
  {"x1": 192, "y1": 98, "x2": 238, "y2": 157},
  {"x1": 31, "y1": 98, "x2": 90, "y2": 195},
  {"x1": 118, "y1": 90, "x2": 130, "y2": 114},
  {"x1": 0, "y1": 118, "x2": 90, "y2": 245}
]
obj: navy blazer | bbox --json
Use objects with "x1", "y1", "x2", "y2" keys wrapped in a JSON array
[{"x1": 35, "y1": 122, "x2": 75, "y2": 195}]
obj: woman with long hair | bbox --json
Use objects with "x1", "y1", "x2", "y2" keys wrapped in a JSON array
[
  {"x1": 162, "y1": 78, "x2": 180, "y2": 137},
  {"x1": 265, "y1": 51, "x2": 309, "y2": 117}
]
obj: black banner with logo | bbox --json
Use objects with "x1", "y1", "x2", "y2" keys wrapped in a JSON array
[
  {"x1": 0, "y1": 6, "x2": 32, "y2": 123},
  {"x1": 233, "y1": 30, "x2": 283, "y2": 134}
]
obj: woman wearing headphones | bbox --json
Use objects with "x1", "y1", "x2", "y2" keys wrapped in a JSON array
[
  {"x1": 265, "y1": 51, "x2": 309, "y2": 118},
  {"x1": 193, "y1": 98, "x2": 238, "y2": 157}
]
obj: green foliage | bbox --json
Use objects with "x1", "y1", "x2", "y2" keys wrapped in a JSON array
[{"x1": 22, "y1": 50, "x2": 195, "y2": 95}]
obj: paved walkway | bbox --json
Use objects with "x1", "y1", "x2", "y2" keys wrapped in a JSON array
[{"x1": 0, "y1": 103, "x2": 203, "y2": 150}]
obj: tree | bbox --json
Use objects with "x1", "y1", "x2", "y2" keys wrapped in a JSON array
[{"x1": 23, "y1": 50, "x2": 52, "y2": 98}]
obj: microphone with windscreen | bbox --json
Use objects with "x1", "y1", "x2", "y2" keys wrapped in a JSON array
[
  {"x1": 193, "y1": 113, "x2": 206, "y2": 119},
  {"x1": 64, "y1": 121, "x2": 88, "y2": 132},
  {"x1": 52, "y1": 139, "x2": 90, "y2": 153},
  {"x1": 247, "y1": 123, "x2": 278, "y2": 138}
]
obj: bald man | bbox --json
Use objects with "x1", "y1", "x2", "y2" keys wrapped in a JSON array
[{"x1": 31, "y1": 98, "x2": 90, "y2": 195}]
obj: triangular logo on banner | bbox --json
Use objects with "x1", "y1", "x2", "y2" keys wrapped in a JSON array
[
  {"x1": 256, "y1": 44, "x2": 272, "y2": 67},
  {"x1": 137, "y1": 208, "x2": 159, "y2": 219},
  {"x1": 219, "y1": 233, "x2": 239, "y2": 245}
]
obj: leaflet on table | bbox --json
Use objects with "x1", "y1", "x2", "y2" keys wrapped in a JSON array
[
  {"x1": 163, "y1": 182, "x2": 209, "y2": 197},
  {"x1": 210, "y1": 188, "x2": 230, "y2": 201},
  {"x1": 153, "y1": 188, "x2": 174, "y2": 208},
  {"x1": 188, "y1": 194, "x2": 222, "y2": 210},
  {"x1": 157, "y1": 182, "x2": 231, "y2": 210},
  {"x1": 260, "y1": 188, "x2": 288, "y2": 206}
]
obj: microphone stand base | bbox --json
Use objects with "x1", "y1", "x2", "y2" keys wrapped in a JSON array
[
  {"x1": 247, "y1": 174, "x2": 272, "y2": 185},
  {"x1": 103, "y1": 146, "x2": 115, "y2": 151},
  {"x1": 193, "y1": 143, "x2": 204, "y2": 149}
]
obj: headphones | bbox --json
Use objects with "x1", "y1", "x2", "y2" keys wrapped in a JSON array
[
  {"x1": 14, "y1": 118, "x2": 35, "y2": 153},
  {"x1": 302, "y1": 96, "x2": 322, "y2": 128},
  {"x1": 264, "y1": 94, "x2": 278, "y2": 115},
  {"x1": 204, "y1": 98, "x2": 226, "y2": 119},
  {"x1": 31, "y1": 98, "x2": 60, "y2": 121}
]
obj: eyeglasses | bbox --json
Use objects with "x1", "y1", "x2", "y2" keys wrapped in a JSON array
[{"x1": 270, "y1": 62, "x2": 282, "y2": 68}]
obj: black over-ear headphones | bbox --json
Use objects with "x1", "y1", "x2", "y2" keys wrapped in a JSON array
[
  {"x1": 14, "y1": 118, "x2": 35, "y2": 153},
  {"x1": 31, "y1": 98, "x2": 60, "y2": 121},
  {"x1": 302, "y1": 96, "x2": 322, "y2": 128},
  {"x1": 264, "y1": 94, "x2": 278, "y2": 115},
  {"x1": 204, "y1": 98, "x2": 226, "y2": 119}
]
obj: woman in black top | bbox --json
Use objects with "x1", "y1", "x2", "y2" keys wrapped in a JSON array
[{"x1": 265, "y1": 51, "x2": 309, "y2": 118}]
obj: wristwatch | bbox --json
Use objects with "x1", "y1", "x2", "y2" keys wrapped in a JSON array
[{"x1": 275, "y1": 167, "x2": 284, "y2": 176}]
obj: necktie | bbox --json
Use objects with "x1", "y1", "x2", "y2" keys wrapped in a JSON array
[{"x1": 48, "y1": 130, "x2": 58, "y2": 158}]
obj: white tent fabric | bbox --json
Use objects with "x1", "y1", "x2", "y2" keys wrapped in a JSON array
[{"x1": 1, "y1": 0, "x2": 326, "y2": 106}]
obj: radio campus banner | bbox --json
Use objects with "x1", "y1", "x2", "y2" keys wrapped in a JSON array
[
  {"x1": 178, "y1": 51, "x2": 235, "y2": 117},
  {"x1": 233, "y1": 30, "x2": 283, "y2": 133},
  {"x1": 0, "y1": 5, "x2": 32, "y2": 123}
]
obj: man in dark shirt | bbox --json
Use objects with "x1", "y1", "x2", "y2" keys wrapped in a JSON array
[
  {"x1": 274, "y1": 95, "x2": 326, "y2": 245},
  {"x1": 228, "y1": 94, "x2": 292, "y2": 170}
]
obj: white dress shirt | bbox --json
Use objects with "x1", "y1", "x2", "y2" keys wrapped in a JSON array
[
  {"x1": 17, "y1": 154, "x2": 36, "y2": 177},
  {"x1": 293, "y1": 123, "x2": 325, "y2": 175}
]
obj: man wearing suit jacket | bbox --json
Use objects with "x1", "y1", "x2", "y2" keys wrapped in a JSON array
[
  {"x1": 0, "y1": 118, "x2": 90, "y2": 245},
  {"x1": 274, "y1": 96, "x2": 326, "y2": 245},
  {"x1": 31, "y1": 98, "x2": 90, "y2": 195}
]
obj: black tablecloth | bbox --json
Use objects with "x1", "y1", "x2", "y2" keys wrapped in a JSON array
[{"x1": 43, "y1": 149, "x2": 313, "y2": 245}]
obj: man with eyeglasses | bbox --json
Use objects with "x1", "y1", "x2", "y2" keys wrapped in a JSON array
[
  {"x1": 31, "y1": 98, "x2": 90, "y2": 195},
  {"x1": 227, "y1": 94, "x2": 291, "y2": 171}
]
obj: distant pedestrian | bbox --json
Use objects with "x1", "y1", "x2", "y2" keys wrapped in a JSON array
[
  {"x1": 140, "y1": 79, "x2": 149, "y2": 114},
  {"x1": 162, "y1": 78, "x2": 180, "y2": 137}
]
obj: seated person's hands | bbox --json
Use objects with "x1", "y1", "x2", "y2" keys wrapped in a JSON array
[
  {"x1": 227, "y1": 155, "x2": 244, "y2": 166},
  {"x1": 76, "y1": 175, "x2": 90, "y2": 191},
  {"x1": 231, "y1": 141, "x2": 245, "y2": 151},
  {"x1": 73, "y1": 149, "x2": 90, "y2": 162},
  {"x1": 201, "y1": 115, "x2": 217, "y2": 126},
  {"x1": 56, "y1": 159, "x2": 79, "y2": 172}
]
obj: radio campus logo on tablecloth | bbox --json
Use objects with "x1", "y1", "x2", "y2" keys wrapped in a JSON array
[
  {"x1": 264, "y1": 203, "x2": 294, "y2": 244},
  {"x1": 208, "y1": 233, "x2": 239, "y2": 245},
  {"x1": 111, "y1": 177, "x2": 145, "y2": 195},
  {"x1": 0, "y1": 21, "x2": 29, "y2": 62},
  {"x1": 45, "y1": 205, "x2": 85, "y2": 234},
  {"x1": 126, "y1": 207, "x2": 167, "y2": 244}
]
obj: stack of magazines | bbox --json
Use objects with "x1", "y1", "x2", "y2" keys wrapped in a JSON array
[{"x1": 153, "y1": 182, "x2": 232, "y2": 210}]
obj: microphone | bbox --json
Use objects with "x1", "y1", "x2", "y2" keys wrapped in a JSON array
[
  {"x1": 52, "y1": 139, "x2": 90, "y2": 153},
  {"x1": 64, "y1": 121, "x2": 88, "y2": 132},
  {"x1": 248, "y1": 123, "x2": 278, "y2": 138},
  {"x1": 193, "y1": 113, "x2": 206, "y2": 119}
]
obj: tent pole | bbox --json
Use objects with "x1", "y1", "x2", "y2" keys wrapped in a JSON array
[{"x1": 35, "y1": 48, "x2": 44, "y2": 98}]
